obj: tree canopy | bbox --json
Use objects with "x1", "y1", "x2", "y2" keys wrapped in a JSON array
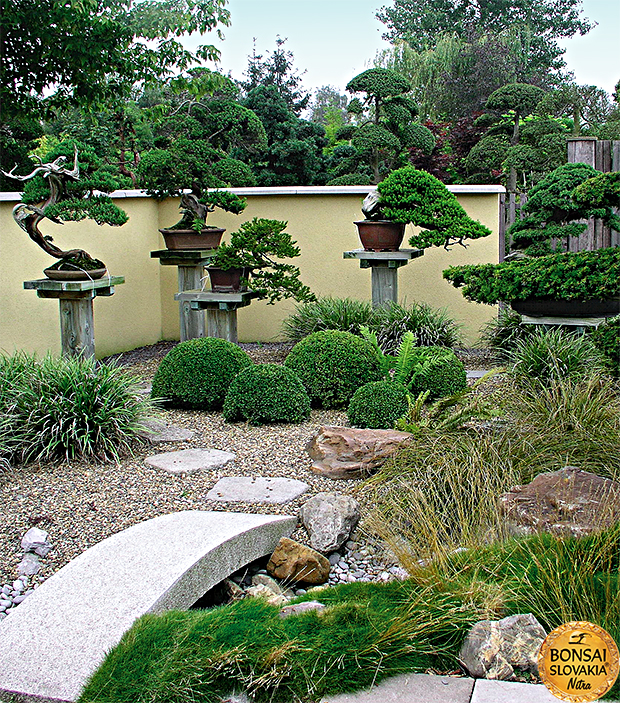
[{"x1": 0, "y1": 0, "x2": 231, "y2": 121}]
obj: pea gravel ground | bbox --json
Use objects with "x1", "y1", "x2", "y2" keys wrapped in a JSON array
[{"x1": 0, "y1": 342, "x2": 501, "y2": 586}]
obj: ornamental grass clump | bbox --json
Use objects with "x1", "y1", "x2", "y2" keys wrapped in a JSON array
[
  {"x1": 0, "y1": 351, "x2": 154, "y2": 464},
  {"x1": 347, "y1": 379, "x2": 410, "y2": 429},
  {"x1": 223, "y1": 364, "x2": 310, "y2": 425},
  {"x1": 151, "y1": 338, "x2": 252, "y2": 410},
  {"x1": 284, "y1": 330, "x2": 383, "y2": 408}
]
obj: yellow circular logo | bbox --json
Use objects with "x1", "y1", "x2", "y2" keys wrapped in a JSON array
[{"x1": 538, "y1": 621, "x2": 620, "y2": 701}]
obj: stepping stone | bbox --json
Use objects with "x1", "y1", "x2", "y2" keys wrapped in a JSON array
[
  {"x1": 207, "y1": 476, "x2": 309, "y2": 504},
  {"x1": 138, "y1": 419, "x2": 194, "y2": 444},
  {"x1": 466, "y1": 369, "x2": 491, "y2": 379},
  {"x1": 318, "y1": 673, "x2": 474, "y2": 702},
  {"x1": 0, "y1": 511, "x2": 296, "y2": 703},
  {"x1": 145, "y1": 448, "x2": 234, "y2": 475}
]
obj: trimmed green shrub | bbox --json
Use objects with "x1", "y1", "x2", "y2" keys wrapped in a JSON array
[
  {"x1": 0, "y1": 352, "x2": 153, "y2": 463},
  {"x1": 223, "y1": 364, "x2": 310, "y2": 425},
  {"x1": 284, "y1": 330, "x2": 383, "y2": 408},
  {"x1": 508, "y1": 328, "x2": 608, "y2": 385},
  {"x1": 590, "y1": 316, "x2": 620, "y2": 375},
  {"x1": 407, "y1": 347, "x2": 467, "y2": 399},
  {"x1": 347, "y1": 380, "x2": 410, "y2": 429},
  {"x1": 151, "y1": 338, "x2": 252, "y2": 410}
]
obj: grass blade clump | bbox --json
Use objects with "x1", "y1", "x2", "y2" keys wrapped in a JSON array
[
  {"x1": 281, "y1": 297, "x2": 375, "y2": 341},
  {"x1": 478, "y1": 309, "x2": 534, "y2": 359}
]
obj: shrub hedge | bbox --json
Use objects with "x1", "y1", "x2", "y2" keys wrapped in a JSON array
[
  {"x1": 347, "y1": 380, "x2": 410, "y2": 429},
  {"x1": 407, "y1": 347, "x2": 467, "y2": 399}
]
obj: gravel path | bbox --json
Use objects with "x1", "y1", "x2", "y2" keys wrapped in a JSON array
[{"x1": 0, "y1": 342, "x2": 502, "y2": 587}]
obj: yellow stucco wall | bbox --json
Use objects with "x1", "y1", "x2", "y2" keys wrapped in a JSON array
[{"x1": 0, "y1": 187, "x2": 501, "y2": 356}]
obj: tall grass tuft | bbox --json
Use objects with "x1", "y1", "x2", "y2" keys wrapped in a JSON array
[
  {"x1": 0, "y1": 352, "x2": 156, "y2": 464},
  {"x1": 478, "y1": 308, "x2": 534, "y2": 359},
  {"x1": 281, "y1": 297, "x2": 375, "y2": 341}
]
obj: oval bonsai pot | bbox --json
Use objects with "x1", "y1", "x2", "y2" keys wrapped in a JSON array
[
  {"x1": 44, "y1": 257, "x2": 108, "y2": 281},
  {"x1": 354, "y1": 220, "x2": 405, "y2": 252},
  {"x1": 159, "y1": 227, "x2": 225, "y2": 250},
  {"x1": 207, "y1": 267, "x2": 250, "y2": 293},
  {"x1": 511, "y1": 298, "x2": 620, "y2": 318}
]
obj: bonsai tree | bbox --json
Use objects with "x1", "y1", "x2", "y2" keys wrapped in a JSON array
[
  {"x1": 364, "y1": 166, "x2": 492, "y2": 249},
  {"x1": 1, "y1": 139, "x2": 129, "y2": 270},
  {"x1": 338, "y1": 68, "x2": 435, "y2": 184},
  {"x1": 210, "y1": 217, "x2": 316, "y2": 304}
]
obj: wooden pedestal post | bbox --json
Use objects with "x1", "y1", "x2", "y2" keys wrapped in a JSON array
[
  {"x1": 175, "y1": 290, "x2": 257, "y2": 344},
  {"x1": 343, "y1": 249, "x2": 424, "y2": 308},
  {"x1": 23, "y1": 276, "x2": 125, "y2": 359},
  {"x1": 151, "y1": 249, "x2": 217, "y2": 342}
]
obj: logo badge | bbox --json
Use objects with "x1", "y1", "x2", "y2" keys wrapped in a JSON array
[{"x1": 538, "y1": 621, "x2": 620, "y2": 701}]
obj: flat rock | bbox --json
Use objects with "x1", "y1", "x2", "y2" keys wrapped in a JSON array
[
  {"x1": 267, "y1": 537, "x2": 330, "y2": 585},
  {"x1": 300, "y1": 492, "x2": 360, "y2": 553},
  {"x1": 145, "y1": 448, "x2": 235, "y2": 475},
  {"x1": 0, "y1": 511, "x2": 296, "y2": 703},
  {"x1": 137, "y1": 419, "x2": 194, "y2": 444},
  {"x1": 500, "y1": 466, "x2": 620, "y2": 538},
  {"x1": 306, "y1": 426, "x2": 413, "y2": 479},
  {"x1": 206, "y1": 476, "x2": 308, "y2": 504},
  {"x1": 279, "y1": 600, "x2": 326, "y2": 618}
]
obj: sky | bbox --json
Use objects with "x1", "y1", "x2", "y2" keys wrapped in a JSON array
[{"x1": 194, "y1": 0, "x2": 619, "y2": 98}]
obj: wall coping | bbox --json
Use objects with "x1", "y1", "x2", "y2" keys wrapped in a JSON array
[{"x1": 0, "y1": 183, "x2": 505, "y2": 202}]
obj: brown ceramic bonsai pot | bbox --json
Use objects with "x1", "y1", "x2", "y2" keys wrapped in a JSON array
[
  {"x1": 511, "y1": 298, "x2": 620, "y2": 318},
  {"x1": 44, "y1": 267, "x2": 108, "y2": 281},
  {"x1": 354, "y1": 220, "x2": 405, "y2": 252},
  {"x1": 160, "y1": 227, "x2": 225, "y2": 250},
  {"x1": 207, "y1": 267, "x2": 250, "y2": 293}
]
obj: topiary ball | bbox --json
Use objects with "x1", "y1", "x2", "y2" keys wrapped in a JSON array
[
  {"x1": 223, "y1": 364, "x2": 311, "y2": 425},
  {"x1": 347, "y1": 380, "x2": 410, "y2": 429},
  {"x1": 407, "y1": 347, "x2": 467, "y2": 399},
  {"x1": 284, "y1": 330, "x2": 383, "y2": 408},
  {"x1": 151, "y1": 337, "x2": 253, "y2": 410}
]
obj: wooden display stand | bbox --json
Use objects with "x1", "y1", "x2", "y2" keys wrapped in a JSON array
[
  {"x1": 151, "y1": 249, "x2": 217, "y2": 341},
  {"x1": 23, "y1": 276, "x2": 124, "y2": 359},
  {"x1": 343, "y1": 249, "x2": 424, "y2": 307},
  {"x1": 174, "y1": 290, "x2": 257, "y2": 344},
  {"x1": 520, "y1": 314, "x2": 611, "y2": 335}
]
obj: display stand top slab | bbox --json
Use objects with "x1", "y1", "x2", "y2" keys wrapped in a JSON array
[
  {"x1": 520, "y1": 314, "x2": 609, "y2": 328},
  {"x1": 343, "y1": 248, "x2": 424, "y2": 261},
  {"x1": 23, "y1": 276, "x2": 125, "y2": 292},
  {"x1": 175, "y1": 289, "x2": 258, "y2": 311},
  {"x1": 151, "y1": 249, "x2": 218, "y2": 266}
]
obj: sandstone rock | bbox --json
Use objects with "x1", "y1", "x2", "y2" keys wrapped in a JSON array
[
  {"x1": 245, "y1": 583, "x2": 288, "y2": 606},
  {"x1": 267, "y1": 538, "x2": 330, "y2": 585},
  {"x1": 251, "y1": 574, "x2": 283, "y2": 595},
  {"x1": 300, "y1": 492, "x2": 360, "y2": 553},
  {"x1": 223, "y1": 578, "x2": 245, "y2": 601},
  {"x1": 279, "y1": 600, "x2": 326, "y2": 618},
  {"x1": 21, "y1": 528, "x2": 52, "y2": 557},
  {"x1": 306, "y1": 426, "x2": 413, "y2": 479},
  {"x1": 500, "y1": 466, "x2": 620, "y2": 538},
  {"x1": 459, "y1": 613, "x2": 547, "y2": 680}
]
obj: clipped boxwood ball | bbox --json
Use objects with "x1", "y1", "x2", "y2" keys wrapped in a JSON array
[
  {"x1": 151, "y1": 337, "x2": 252, "y2": 410},
  {"x1": 408, "y1": 347, "x2": 467, "y2": 399},
  {"x1": 284, "y1": 330, "x2": 383, "y2": 408},
  {"x1": 347, "y1": 380, "x2": 410, "y2": 429},
  {"x1": 223, "y1": 364, "x2": 310, "y2": 425}
]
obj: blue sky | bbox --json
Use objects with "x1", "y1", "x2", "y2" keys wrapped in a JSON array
[{"x1": 197, "y1": 0, "x2": 618, "y2": 97}]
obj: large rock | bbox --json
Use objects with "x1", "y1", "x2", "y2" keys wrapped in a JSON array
[
  {"x1": 459, "y1": 613, "x2": 547, "y2": 680},
  {"x1": 500, "y1": 466, "x2": 620, "y2": 538},
  {"x1": 267, "y1": 537, "x2": 330, "y2": 585},
  {"x1": 306, "y1": 426, "x2": 413, "y2": 479},
  {"x1": 300, "y1": 492, "x2": 360, "y2": 553}
]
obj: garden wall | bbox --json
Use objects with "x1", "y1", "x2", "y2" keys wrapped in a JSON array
[{"x1": 0, "y1": 185, "x2": 503, "y2": 356}]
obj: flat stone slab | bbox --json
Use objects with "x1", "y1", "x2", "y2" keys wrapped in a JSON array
[
  {"x1": 319, "y1": 673, "x2": 474, "y2": 702},
  {"x1": 145, "y1": 448, "x2": 235, "y2": 474},
  {"x1": 466, "y1": 369, "x2": 490, "y2": 379},
  {"x1": 470, "y1": 679, "x2": 569, "y2": 703},
  {"x1": 0, "y1": 511, "x2": 296, "y2": 703},
  {"x1": 138, "y1": 419, "x2": 194, "y2": 444},
  {"x1": 207, "y1": 476, "x2": 309, "y2": 504}
]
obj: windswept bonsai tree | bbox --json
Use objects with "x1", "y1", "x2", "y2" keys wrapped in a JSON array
[
  {"x1": 366, "y1": 166, "x2": 492, "y2": 249},
  {"x1": 1, "y1": 139, "x2": 129, "y2": 271},
  {"x1": 336, "y1": 68, "x2": 435, "y2": 184},
  {"x1": 210, "y1": 217, "x2": 316, "y2": 304}
]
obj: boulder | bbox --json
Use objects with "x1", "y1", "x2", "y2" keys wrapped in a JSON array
[
  {"x1": 245, "y1": 584, "x2": 288, "y2": 607},
  {"x1": 267, "y1": 538, "x2": 330, "y2": 585},
  {"x1": 306, "y1": 426, "x2": 413, "y2": 479},
  {"x1": 300, "y1": 492, "x2": 360, "y2": 553},
  {"x1": 500, "y1": 466, "x2": 620, "y2": 538},
  {"x1": 21, "y1": 528, "x2": 52, "y2": 557},
  {"x1": 459, "y1": 613, "x2": 547, "y2": 680}
]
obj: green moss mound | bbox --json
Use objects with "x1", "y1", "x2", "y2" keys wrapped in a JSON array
[
  {"x1": 151, "y1": 338, "x2": 252, "y2": 410},
  {"x1": 347, "y1": 380, "x2": 410, "y2": 429},
  {"x1": 407, "y1": 347, "x2": 467, "y2": 399},
  {"x1": 284, "y1": 330, "x2": 383, "y2": 408},
  {"x1": 223, "y1": 364, "x2": 311, "y2": 425}
]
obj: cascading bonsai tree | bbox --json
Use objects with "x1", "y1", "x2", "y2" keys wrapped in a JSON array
[
  {"x1": 334, "y1": 68, "x2": 436, "y2": 184},
  {"x1": 444, "y1": 166, "x2": 620, "y2": 304},
  {"x1": 1, "y1": 139, "x2": 129, "y2": 272},
  {"x1": 364, "y1": 165, "x2": 492, "y2": 249},
  {"x1": 209, "y1": 217, "x2": 316, "y2": 304}
]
